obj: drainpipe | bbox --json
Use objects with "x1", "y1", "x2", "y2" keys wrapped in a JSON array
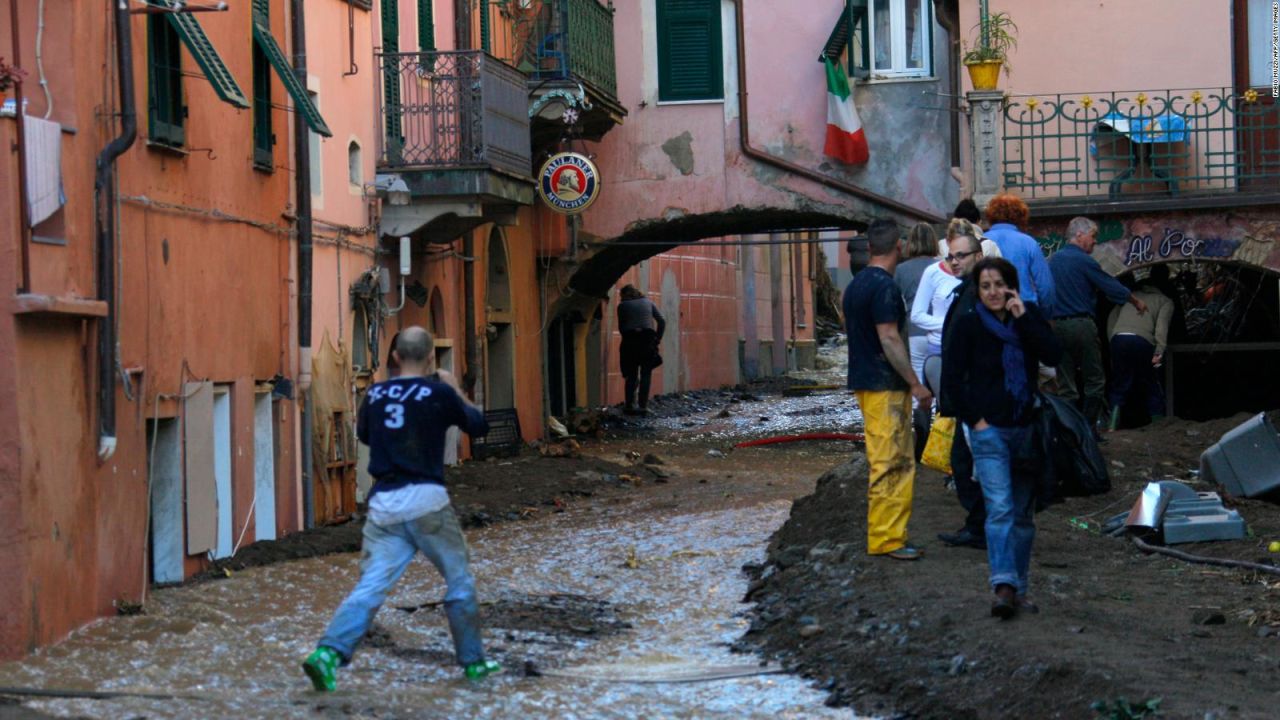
[
  {"x1": 292, "y1": 0, "x2": 315, "y2": 528},
  {"x1": 10, "y1": 0, "x2": 31, "y2": 293},
  {"x1": 94, "y1": 0, "x2": 138, "y2": 461},
  {"x1": 731, "y1": 0, "x2": 944, "y2": 225}
]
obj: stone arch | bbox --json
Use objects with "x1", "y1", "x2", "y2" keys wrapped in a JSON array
[{"x1": 553, "y1": 206, "x2": 866, "y2": 316}]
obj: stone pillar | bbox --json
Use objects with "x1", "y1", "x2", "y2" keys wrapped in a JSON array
[{"x1": 968, "y1": 90, "x2": 1005, "y2": 208}]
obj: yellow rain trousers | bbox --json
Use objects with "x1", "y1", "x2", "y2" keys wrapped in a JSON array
[{"x1": 855, "y1": 390, "x2": 916, "y2": 554}]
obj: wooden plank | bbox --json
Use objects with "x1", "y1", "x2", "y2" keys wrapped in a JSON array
[
  {"x1": 183, "y1": 381, "x2": 217, "y2": 556},
  {"x1": 11, "y1": 293, "x2": 108, "y2": 318}
]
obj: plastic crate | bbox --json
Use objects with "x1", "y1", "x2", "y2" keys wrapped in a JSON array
[{"x1": 471, "y1": 408, "x2": 522, "y2": 460}]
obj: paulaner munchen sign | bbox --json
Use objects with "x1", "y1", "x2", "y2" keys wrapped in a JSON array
[{"x1": 537, "y1": 152, "x2": 601, "y2": 215}]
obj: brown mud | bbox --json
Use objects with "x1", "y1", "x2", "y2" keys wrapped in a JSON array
[{"x1": 736, "y1": 413, "x2": 1280, "y2": 720}]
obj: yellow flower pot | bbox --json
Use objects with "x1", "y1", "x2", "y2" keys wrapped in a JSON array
[{"x1": 965, "y1": 60, "x2": 1003, "y2": 91}]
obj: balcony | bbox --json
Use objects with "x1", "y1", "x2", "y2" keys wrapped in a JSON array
[
  {"x1": 996, "y1": 88, "x2": 1280, "y2": 215},
  {"x1": 377, "y1": 50, "x2": 535, "y2": 240},
  {"x1": 473, "y1": 0, "x2": 625, "y2": 144}
]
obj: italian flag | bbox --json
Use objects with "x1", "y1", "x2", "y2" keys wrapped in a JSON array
[{"x1": 823, "y1": 57, "x2": 869, "y2": 165}]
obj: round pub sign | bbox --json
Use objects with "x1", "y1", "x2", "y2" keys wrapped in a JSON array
[{"x1": 537, "y1": 152, "x2": 601, "y2": 215}]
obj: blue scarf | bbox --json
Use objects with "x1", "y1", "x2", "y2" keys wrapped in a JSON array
[{"x1": 976, "y1": 304, "x2": 1030, "y2": 411}]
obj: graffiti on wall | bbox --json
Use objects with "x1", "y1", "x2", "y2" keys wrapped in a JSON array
[
  {"x1": 1123, "y1": 228, "x2": 1241, "y2": 266},
  {"x1": 1035, "y1": 219, "x2": 1124, "y2": 254}
]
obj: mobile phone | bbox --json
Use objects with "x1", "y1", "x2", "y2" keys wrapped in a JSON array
[{"x1": 1004, "y1": 291, "x2": 1015, "y2": 300}]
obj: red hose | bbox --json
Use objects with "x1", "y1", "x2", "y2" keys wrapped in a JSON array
[{"x1": 733, "y1": 432, "x2": 864, "y2": 448}]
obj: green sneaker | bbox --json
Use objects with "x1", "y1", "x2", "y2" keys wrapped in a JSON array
[
  {"x1": 302, "y1": 646, "x2": 341, "y2": 692},
  {"x1": 463, "y1": 659, "x2": 503, "y2": 681}
]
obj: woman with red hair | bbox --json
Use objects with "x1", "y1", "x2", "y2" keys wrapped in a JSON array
[{"x1": 983, "y1": 194, "x2": 1057, "y2": 314}]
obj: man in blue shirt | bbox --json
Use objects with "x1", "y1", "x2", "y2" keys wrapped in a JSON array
[
  {"x1": 302, "y1": 326, "x2": 501, "y2": 690},
  {"x1": 845, "y1": 219, "x2": 932, "y2": 561},
  {"x1": 1048, "y1": 217, "x2": 1147, "y2": 433},
  {"x1": 984, "y1": 194, "x2": 1056, "y2": 313}
]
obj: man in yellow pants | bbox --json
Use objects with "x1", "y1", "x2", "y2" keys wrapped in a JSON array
[{"x1": 843, "y1": 219, "x2": 934, "y2": 560}]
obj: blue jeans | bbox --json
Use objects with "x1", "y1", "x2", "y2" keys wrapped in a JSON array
[
  {"x1": 967, "y1": 425, "x2": 1036, "y2": 594},
  {"x1": 319, "y1": 506, "x2": 485, "y2": 666}
]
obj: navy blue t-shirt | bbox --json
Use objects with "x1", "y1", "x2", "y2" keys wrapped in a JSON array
[
  {"x1": 844, "y1": 266, "x2": 909, "y2": 392},
  {"x1": 357, "y1": 375, "x2": 488, "y2": 497}
]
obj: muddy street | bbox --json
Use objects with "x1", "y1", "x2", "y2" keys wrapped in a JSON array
[{"x1": 0, "y1": 376, "x2": 870, "y2": 719}]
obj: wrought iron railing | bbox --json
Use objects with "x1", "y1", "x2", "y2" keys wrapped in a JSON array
[
  {"x1": 467, "y1": 0, "x2": 617, "y2": 99},
  {"x1": 1001, "y1": 88, "x2": 1280, "y2": 202},
  {"x1": 377, "y1": 50, "x2": 531, "y2": 177}
]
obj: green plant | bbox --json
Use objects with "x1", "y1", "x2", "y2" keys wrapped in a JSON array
[
  {"x1": 1091, "y1": 696, "x2": 1162, "y2": 720},
  {"x1": 961, "y1": 11, "x2": 1018, "y2": 67}
]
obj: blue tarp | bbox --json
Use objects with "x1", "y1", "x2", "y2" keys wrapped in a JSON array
[{"x1": 1091, "y1": 111, "x2": 1190, "y2": 156}]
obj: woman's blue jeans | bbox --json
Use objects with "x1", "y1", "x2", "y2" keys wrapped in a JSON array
[
  {"x1": 967, "y1": 425, "x2": 1036, "y2": 594},
  {"x1": 319, "y1": 506, "x2": 484, "y2": 666}
]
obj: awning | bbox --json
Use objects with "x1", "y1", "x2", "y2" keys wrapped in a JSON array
[
  {"x1": 153, "y1": 0, "x2": 249, "y2": 109},
  {"x1": 252, "y1": 0, "x2": 332, "y2": 137}
]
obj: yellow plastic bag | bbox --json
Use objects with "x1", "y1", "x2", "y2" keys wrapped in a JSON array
[{"x1": 921, "y1": 416, "x2": 956, "y2": 475}]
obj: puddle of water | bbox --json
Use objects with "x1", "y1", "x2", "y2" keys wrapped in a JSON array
[{"x1": 1, "y1": 487, "x2": 866, "y2": 719}]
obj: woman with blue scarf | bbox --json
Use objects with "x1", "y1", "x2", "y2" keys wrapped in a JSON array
[{"x1": 941, "y1": 257, "x2": 1062, "y2": 618}]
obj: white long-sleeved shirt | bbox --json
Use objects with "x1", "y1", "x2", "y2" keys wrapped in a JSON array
[{"x1": 910, "y1": 260, "x2": 962, "y2": 350}]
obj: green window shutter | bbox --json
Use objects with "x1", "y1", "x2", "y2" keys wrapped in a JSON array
[
  {"x1": 381, "y1": 0, "x2": 403, "y2": 153},
  {"x1": 157, "y1": 0, "x2": 250, "y2": 109},
  {"x1": 252, "y1": 42, "x2": 273, "y2": 168},
  {"x1": 381, "y1": 0, "x2": 399, "y2": 54},
  {"x1": 251, "y1": 4, "x2": 333, "y2": 137},
  {"x1": 148, "y1": 13, "x2": 185, "y2": 146},
  {"x1": 657, "y1": 0, "x2": 723, "y2": 102},
  {"x1": 418, "y1": 0, "x2": 435, "y2": 50}
]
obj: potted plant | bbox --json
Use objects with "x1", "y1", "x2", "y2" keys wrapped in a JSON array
[
  {"x1": 962, "y1": 11, "x2": 1016, "y2": 91},
  {"x1": 0, "y1": 56, "x2": 27, "y2": 94}
]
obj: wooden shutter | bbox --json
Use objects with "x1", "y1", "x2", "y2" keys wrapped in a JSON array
[
  {"x1": 148, "y1": 14, "x2": 185, "y2": 146},
  {"x1": 657, "y1": 0, "x2": 723, "y2": 102}
]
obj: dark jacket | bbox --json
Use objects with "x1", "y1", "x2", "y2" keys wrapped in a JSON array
[{"x1": 940, "y1": 299, "x2": 1062, "y2": 428}]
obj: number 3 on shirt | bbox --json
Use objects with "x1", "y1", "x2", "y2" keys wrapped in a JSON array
[{"x1": 384, "y1": 403, "x2": 405, "y2": 429}]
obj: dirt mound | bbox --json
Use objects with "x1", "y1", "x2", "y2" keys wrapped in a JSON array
[{"x1": 737, "y1": 415, "x2": 1280, "y2": 720}]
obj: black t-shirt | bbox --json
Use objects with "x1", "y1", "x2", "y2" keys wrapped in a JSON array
[
  {"x1": 843, "y1": 266, "x2": 909, "y2": 392},
  {"x1": 357, "y1": 376, "x2": 488, "y2": 497}
]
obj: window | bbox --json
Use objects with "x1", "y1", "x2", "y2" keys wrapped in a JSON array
[
  {"x1": 348, "y1": 140, "x2": 363, "y2": 187},
  {"x1": 252, "y1": 42, "x2": 273, "y2": 170},
  {"x1": 866, "y1": 0, "x2": 931, "y2": 79},
  {"x1": 148, "y1": 13, "x2": 185, "y2": 146},
  {"x1": 1246, "y1": 0, "x2": 1277, "y2": 88},
  {"x1": 656, "y1": 0, "x2": 723, "y2": 102}
]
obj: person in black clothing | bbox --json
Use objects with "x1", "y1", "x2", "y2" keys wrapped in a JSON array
[
  {"x1": 941, "y1": 258, "x2": 1062, "y2": 619},
  {"x1": 928, "y1": 227, "x2": 987, "y2": 551},
  {"x1": 617, "y1": 284, "x2": 666, "y2": 415}
]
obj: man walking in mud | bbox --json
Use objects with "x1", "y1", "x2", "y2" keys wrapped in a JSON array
[
  {"x1": 844, "y1": 219, "x2": 933, "y2": 560},
  {"x1": 302, "y1": 326, "x2": 501, "y2": 690}
]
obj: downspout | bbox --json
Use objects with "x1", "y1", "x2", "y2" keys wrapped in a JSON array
[
  {"x1": 292, "y1": 0, "x2": 315, "y2": 528},
  {"x1": 94, "y1": 0, "x2": 138, "y2": 460},
  {"x1": 732, "y1": 0, "x2": 944, "y2": 225},
  {"x1": 10, "y1": 0, "x2": 31, "y2": 292}
]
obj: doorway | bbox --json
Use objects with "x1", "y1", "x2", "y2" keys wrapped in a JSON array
[
  {"x1": 147, "y1": 418, "x2": 183, "y2": 584},
  {"x1": 485, "y1": 228, "x2": 516, "y2": 409}
]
